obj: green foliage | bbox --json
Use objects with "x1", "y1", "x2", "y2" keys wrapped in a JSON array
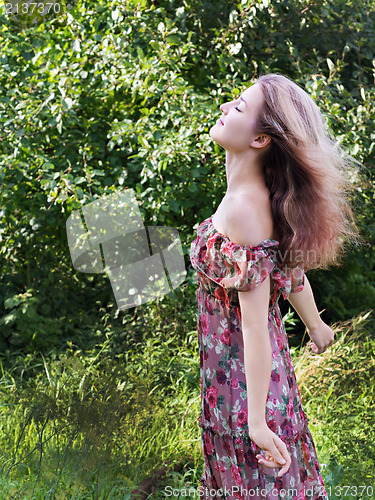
[
  {"x1": 0, "y1": 1, "x2": 374, "y2": 359},
  {"x1": 0, "y1": 310, "x2": 373, "y2": 497}
]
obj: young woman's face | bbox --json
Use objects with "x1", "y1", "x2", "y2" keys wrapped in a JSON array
[{"x1": 210, "y1": 83, "x2": 267, "y2": 153}]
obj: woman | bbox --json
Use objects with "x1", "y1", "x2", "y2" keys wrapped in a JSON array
[{"x1": 189, "y1": 74, "x2": 359, "y2": 499}]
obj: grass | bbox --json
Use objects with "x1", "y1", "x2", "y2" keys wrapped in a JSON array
[
  {"x1": 0, "y1": 324, "x2": 203, "y2": 499},
  {"x1": 292, "y1": 309, "x2": 375, "y2": 494}
]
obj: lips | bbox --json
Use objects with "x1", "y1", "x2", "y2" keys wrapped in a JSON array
[{"x1": 219, "y1": 118, "x2": 224, "y2": 125}]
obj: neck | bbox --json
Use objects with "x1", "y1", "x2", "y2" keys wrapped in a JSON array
[{"x1": 224, "y1": 150, "x2": 267, "y2": 196}]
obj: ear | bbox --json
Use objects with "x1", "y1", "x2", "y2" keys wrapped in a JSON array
[{"x1": 250, "y1": 134, "x2": 271, "y2": 149}]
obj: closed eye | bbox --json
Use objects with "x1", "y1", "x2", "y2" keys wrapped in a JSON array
[{"x1": 235, "y1": 106, "x2": 242, "y2": 112}]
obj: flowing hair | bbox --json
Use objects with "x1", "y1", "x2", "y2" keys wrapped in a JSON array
[{"x1": 255, "y1": 73, "x2": 362, "y2": 271}]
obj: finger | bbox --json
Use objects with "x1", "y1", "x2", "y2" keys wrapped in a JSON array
[
  {"x1": 256, "y1": 452, "x2": 276, "y2": 463},
  {"x1": 315, "y1": 344, "x2": 324, "y2": 354},
  {"x1": 256, "y1": 455, "x2": 280, "y2": 468},
  {"x1": 278, "y1": 452, "x2": 291, "y2": 476},
  {"x1": 310, "y1": 342, "x2": 318, "y2": 353},
  {"x1": 272, "y1": 448, "x2": 291, "y2": 476},
  {"x1": 271, "y1": 442, "x2": 288, "y2": 466},
  {"x1": 261, "y1": 459, "x2": 280, "y2": 468},
  {"x1": 278, "y1": 461, "x2": 291, "y2": 477}
]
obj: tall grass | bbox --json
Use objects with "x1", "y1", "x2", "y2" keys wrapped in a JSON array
[
  {"x1": 0, "y1": 334, "x2": 202, "y2": 498},
  {"x1": 292, "y1": 309, "x2": 375, "y2": 494}
]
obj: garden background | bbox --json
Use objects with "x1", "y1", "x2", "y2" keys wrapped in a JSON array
[{"x1": 0, "y1": 0, "x2": 374, "y2": 498}]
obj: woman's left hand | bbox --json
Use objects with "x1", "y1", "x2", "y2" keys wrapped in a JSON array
[{"x1": 307, "y1": 320, "x2": 335, "y2": 354}]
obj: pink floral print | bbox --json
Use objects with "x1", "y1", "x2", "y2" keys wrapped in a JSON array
[{"x1": 189, "y1": 216, "x2": 328, "y2": 500}]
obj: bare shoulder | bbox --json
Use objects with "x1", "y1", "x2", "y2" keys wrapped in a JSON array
[{"x1": 224, "y1": 194, "x2": 272, "y2": 247}]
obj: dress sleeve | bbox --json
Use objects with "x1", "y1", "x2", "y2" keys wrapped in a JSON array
[
  {"x1": 273, "y1": 264, "x2": 305, "y2": 300},
  {"x1": 290, "y1": 265, "x2": 305, "y2": 294},
  {"x1": 190, "y1": 230, "x2": 277, "y2": 292}
]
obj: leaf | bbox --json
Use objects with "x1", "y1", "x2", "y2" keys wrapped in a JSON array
[
  {"x1": 166, "y1": 35, "x2": 180, "y2": 46},
  {"x1": 327, "y1": 58, "x2": 334, "y2": 71},
  {"x1": 111, "y1": 8, "x2": 119, "y2": 21},
  {"x1": 62, "y1": 98, "x2": 73, "y2": 110},
  {"x1": 72, "y1": 39, "x2": 81, "y2": 52},
  {"x1": 168, "y1": 199, "x2": 179, "y2": 212},
  {"x1": 4, "y1": 298, "x2": 16, "y2": 309}
]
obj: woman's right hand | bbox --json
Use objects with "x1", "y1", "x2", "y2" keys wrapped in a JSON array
[{"x1": 249, "y1": 422, "x2": 291, "y2": 477}]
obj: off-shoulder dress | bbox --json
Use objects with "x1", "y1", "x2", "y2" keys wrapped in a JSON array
[{"x1": 189, "y1": 215, "x2": 328, "y2": 500}]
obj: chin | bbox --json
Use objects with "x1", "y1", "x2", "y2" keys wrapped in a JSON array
[
  {"x1": 210, "y1": 135, "x2": 225, "y2": 149},
  {"x1": 209, "y1": 125, "x2": 222, "y2": 143},
  {"x1": 209, "y1": 125, "x2": 217, "y2": 139}
]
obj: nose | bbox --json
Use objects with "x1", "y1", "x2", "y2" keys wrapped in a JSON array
[
  {"x1": 220, "y1": 99, "x2": 235, "y2": 114},
  {"x1": 220, "y1": 102, "x2": 228, "y2": 113}
]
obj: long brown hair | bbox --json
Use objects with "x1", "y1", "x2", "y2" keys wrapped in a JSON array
[{"x1": 255, "y1": 73, "x2": 361, "y2": 271}]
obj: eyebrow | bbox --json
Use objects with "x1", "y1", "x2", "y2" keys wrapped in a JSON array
[{"x1": 240, "y1": 95, "x2": 247, "y2": 106}]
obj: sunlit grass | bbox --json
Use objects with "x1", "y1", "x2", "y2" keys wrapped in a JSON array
[
  {"x1": 0, "y1": 331, "x2": 203, "y2": 498},
  {"x1": 292, "y1": 309, "x2": 375, "y2": 493}
]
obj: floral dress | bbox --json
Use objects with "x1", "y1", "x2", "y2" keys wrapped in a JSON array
[{"x1": 189, "y1": 215, "x2": 328, "y2": 500}]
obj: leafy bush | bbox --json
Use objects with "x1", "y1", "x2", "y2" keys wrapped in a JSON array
[{"x1": 0, "y1": 0, "x2": 375, "y2": 362}]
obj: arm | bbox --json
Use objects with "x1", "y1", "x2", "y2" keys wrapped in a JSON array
[
  {"x1": 239, "y1": 276, "x2": 272, "y2": 429},
  {"x1": 225, "y1": 198, "x2": 291, "y2": 476},
  {"x1": 288, "y1": 275, "x2": 334, "y2": 354},
  {"x1": 238, "y1": 276, "x2": 290, "y2": 477},
  {"x1": 287, "y1": 275, "x2": 321, "y2": 330},
  {"x1": 225, "y1": 198, "x2": 279, "y2": 428}
]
